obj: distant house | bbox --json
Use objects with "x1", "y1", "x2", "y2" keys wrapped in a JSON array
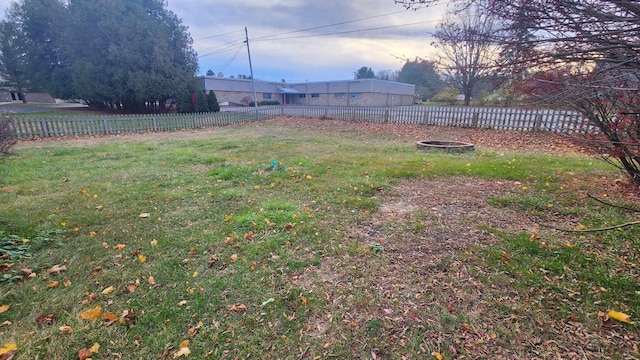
[
  {"x1": 200, "y1": 77, "x2": 415, "y2": 106},
  {"x1": 0, "y1": 77, "x2": 57, "y2": 104}
]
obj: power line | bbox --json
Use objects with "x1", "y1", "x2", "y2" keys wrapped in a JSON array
[
  {"x1": 197, "y1": 40, "x2": 246, "y2": 58},
  {"x1": 218, "y1": 45, "x2": 244, "y2": 72},
  {"x1": 251, "y1": 9, "x2": 415, "y2": 41},
  {"x1": 252, "y1": 20, "x2": 436, "y2": 42},
  {"x1": 194, "y1": 29, "x2": 244, "y2": 41}
]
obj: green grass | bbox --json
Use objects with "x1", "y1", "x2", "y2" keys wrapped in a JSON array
[{"x1": 0, "y1": 120, "x2": 637, "y2": 358}]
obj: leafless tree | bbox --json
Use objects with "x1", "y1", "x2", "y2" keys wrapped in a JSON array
[{"x1": 432, "y1": 2, "x2": 500, "y2": 105}]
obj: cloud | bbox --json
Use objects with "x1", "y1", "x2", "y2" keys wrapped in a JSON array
[{"x1": 0, "y1": 0, "x2": 447, "y2": 82}]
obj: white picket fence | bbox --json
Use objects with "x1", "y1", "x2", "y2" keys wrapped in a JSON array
[{"x1": 9, "y1": 105, "x2": 590, "y2": 139}]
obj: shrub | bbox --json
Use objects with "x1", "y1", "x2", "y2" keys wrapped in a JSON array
[
  {"x1": 177, "y1": 92, "x2": 194, "y2": 113},
  {"x1": 248, "y1": 100, "x2": 281, "y2": 106},
  {"x1": 195, "y1": 91, "x2": 210, "y2": 113},
  {"x1": 207, "y1": 90, "x2": 220, "y2": 112}
]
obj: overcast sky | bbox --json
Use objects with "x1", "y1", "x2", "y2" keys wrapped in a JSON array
[{"x1": 0, "y1": 0, "x2": 449, "y2": 83}]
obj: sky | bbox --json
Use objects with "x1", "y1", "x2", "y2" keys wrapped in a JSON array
[{"x1": 0, "y1": 0, "x2": 450, "y2": 83}]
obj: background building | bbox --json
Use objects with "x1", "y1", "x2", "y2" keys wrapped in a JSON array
[{"x1": 200, "y1": 77, "x2": 415, "y2": 106}]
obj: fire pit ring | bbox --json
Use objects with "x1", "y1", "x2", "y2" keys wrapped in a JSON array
[{"x1": 416, "y1": 140, "x2": 475, "y2": 152}]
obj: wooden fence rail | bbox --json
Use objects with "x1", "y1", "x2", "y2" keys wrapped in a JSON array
[{"x1": 8, "y1": 105, "x2": 590, "y2": 139}]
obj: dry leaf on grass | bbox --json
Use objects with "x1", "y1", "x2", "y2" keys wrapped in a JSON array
[
  {"x1": 35, "y1": 313, "x2": 57, "y2": 326},
  {"x1": 48, "y1": 264, "x2": 67, "y2": 275},
  {"x1": 608, "y1": 310, "x2": 633, "y2": 324},
  {"x1": 58, "y1": 325, "x2": 73, "y2": 333},
  {"x1": 80, "y1": 306, "x2": 102, "y2": 320},
  {"x1": 229, "y1": 303, "x2": 247, "y2": 313}
]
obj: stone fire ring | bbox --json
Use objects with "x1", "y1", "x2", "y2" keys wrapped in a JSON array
[{"x1": 416, "y1": 140, "x2": 475, "y2": 152}]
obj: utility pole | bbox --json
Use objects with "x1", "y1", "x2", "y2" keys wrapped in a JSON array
[{"x1": 244, "y1": 27, "x2": 258, "y2": 119}]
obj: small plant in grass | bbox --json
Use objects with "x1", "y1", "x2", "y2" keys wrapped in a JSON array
[
  {"x1": 369, "y1": 242, "x2": 384, "y2": 253},
  {"x1": 0, "y1": 233, "x2": 30, "y2": 261}
]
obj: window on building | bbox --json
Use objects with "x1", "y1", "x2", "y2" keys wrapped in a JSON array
[
  {"x1": 311, "y1": 93, "x2": 320, "y2": 98},
  {"x1": 335, "y1": 93, "x2": 344, "y2": 98},
  {"x1": 298, "y1": 94, "x2": 306, "y2": 99},
  {"x1": 263, "y1": 93, "x2": 272, "y2": 99},
  {"x1": 350, "y1": 93, "x2": 362, "y2": 99}
]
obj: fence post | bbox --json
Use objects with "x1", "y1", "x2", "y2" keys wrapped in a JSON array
[
  {"x1": 38, "y1": 120, "x2": 49, "y2": 137},
  {"x1": 152, "y1": 117, "x2": 158, "y2": 132},
  {"x1": 472, "y1": 112, "x2": 479, "y2": 127},
  {"x1": 534, "y1": 114, "x2": 543, "y2": 132},
  {"x1": 384, "y1": 109, "x2": 390, "y2": 123},
  {"x1": 102, "y1": 118, "x2": 109, "y2": 135},
  {"x1": 422, "y1": 109, "x2": 429, "y2": 124}
]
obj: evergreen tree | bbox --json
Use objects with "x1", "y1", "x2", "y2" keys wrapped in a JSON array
[
  {"x1": 207, "y1": 90, "x2": 220, "y2": 112},
  {"x1": 195, "y1": 91, "x2": 209, "y2": 112},
  {"x1": 1, "y1": 0, "x2": 198, "y2": 113},
  {"x1": 177, "y1": 91, "x2": 194, "y2": 113}
]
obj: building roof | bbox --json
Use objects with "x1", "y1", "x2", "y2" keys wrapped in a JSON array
[
  {"x1": 200, "y1": 76, "x2": 415, "y2": 96},
  {"x1": 277, "y1": 87, "x2": 300, "y2": 94}
]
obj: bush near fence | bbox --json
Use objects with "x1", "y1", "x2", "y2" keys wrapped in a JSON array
[{"x1": 8, "y1": 105, "x2": 590, "y2": 139}]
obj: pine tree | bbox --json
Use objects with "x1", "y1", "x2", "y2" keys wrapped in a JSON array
[
  {"x1": 195, "y1": 91, "x2": 209, "y2": 112},
  {"x1": 207, "y1": 90, "x2": 220, "y2": 112},
  {"x1": 177, "y1": 91, "x2": 194, "y2": 113}
]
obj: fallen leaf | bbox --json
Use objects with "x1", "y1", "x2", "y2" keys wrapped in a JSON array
[
  {"x1": 58, "y1": 325, "x2": 73, "y2": 333},
  {"x1": 102, "y1": 242, "x2": 109, "y2": 248},
  {"x1": 82, "y1": 293, "x2": 98, "y2": 305},
  {"x1": 63, "y1": 280, "x2": 72, "y2": 287},
  {"x1": 608, "y1": 310, "x2": 633, "y2": 324},
  {"x1": 78, "y1": 348, "x2": 92, "y2": 360},
  {"x1": 139, "y1": 212, "x2": 151, "y2": 218},
  {"x1": 47, "y1": 281, "x2": 59, "y2": 288},
  {"x1": 192, "y1": 271, "x2": 198, "y2": 278},
  {"x1": 224, "y1": 214, "x2": 233, "y2": 222},
  {"x1": 90, "y1": 342, "x2": 100, "y2": 353},
  {"x1": 21, "y1": 268, "x2": 32, "y2": 276},
  {"x1": 35, "y1": 313, "x2": 57, "y2": 326},
  {"x1": 230, "y1": 254, "x2": 238, "y2": 262},
  {"x1": 80, "y1": 306, "x2": 102, "y2": 320},
  {"x1": 126, "y1": 284, "x2": 137, "y2": 293},
  {"x1": 178, "y1": 300, "x2": 188, "y2": 307},
  {"x1": 122, "y1": 309, "x2": 137, "y2": 326},
  {"x1": 0, "y1": 305, "x2": 9, "y2": 314},
  {"x1": 147, "y1": 276, "x2": 156, "y2": 285},
  {"x1": 0, "y1": 321, "x2": 10, "y2": 328},
  {"x1": 101, "y1": 286, "x2": 115, "y2": 295},
  {"x1": 179, "y1": 340, "x2": 189, "y2": 349},
  {"x1": 150, "y1": 239, "x2": 158, "y2": 246},
  {"x1": 48, "y1": 264, "x2": 67, "y2": 275},
  {"x1": 113, "y1": 244, "x2": 126, "y2": 251},
  {"x1": 229, "y1": 303, "x2": 247, "y2": 313},
  {"x1": 207, "y1": 255, "x2": 217, "y2": 268},
  {"x1": 432, "y1": 351, "x2": 443, "y2": 360},
  {"x1": 138, "y1": 255, "x2": 147, "y2": 263},
  {"x1": 103, "y1": 313, "x2": 119, "y2": 326},
  {"x1": 0, "y1": 343, "x2": 17, "y2": 357},
  {"x1": 173, "y1": 347, "x2": 190, "y2": 358}
]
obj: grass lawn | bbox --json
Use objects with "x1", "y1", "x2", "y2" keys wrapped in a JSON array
[{"x1": 0, "y1": 118, "x2": 638, "y2": 359}]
